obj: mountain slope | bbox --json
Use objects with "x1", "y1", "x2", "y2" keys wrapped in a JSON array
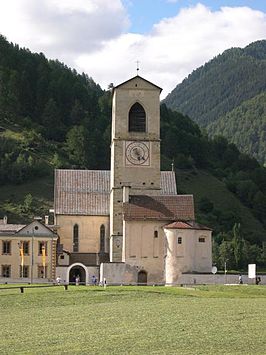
[
  {"x1": 164, "y1": 40, "x2": 266, "y2": 127},
  {"x1": 0, "y1": 36, "x2": 265, "y2": 266},
  {"x1": 207, "y1": 92, "x2": 266, "y2": 165},
  {"x1": 163, "y1": 40, "x2": 266, "y2": 165}
]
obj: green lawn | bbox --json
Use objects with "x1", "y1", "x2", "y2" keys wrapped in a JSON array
[{"x1": 0, "y1": 285, "x2": 266, "y2": 354}]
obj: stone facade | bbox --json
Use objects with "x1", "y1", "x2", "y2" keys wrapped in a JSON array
[
  {"x1": 0, "y1": 218, "x2": 57, "y2": 283},
  {"x1": 55, "y1": 215, "x2": 109, "y2": 254},
  {"x1": 164, "y1": 226, "x2": 212, "y2": 285},
  {"x1": 110, "y1": 76, "x2": 162, "y2": 262}
]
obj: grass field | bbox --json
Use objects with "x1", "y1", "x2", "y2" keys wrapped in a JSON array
[{"x1": 0, "y1": 285, "x2": 266, "y2": 354}]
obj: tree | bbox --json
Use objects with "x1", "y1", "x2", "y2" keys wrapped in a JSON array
[
  {"x1": 231, "y1": 223, "x2": 244, "y2": 269},
  {"x1": 198, "y1": 197, "x2": 214, "y2": 213},
  {"x1": 41, "y1": 98, "x2": 64, "y2": 141},
  {"x1": 65, "y1": 125, "x2": 91, "y2": 168},
  {"x1": 219, "y1": 240, "x2": 234, "y2": 270},
  {"x1": 21, "y1": 193, "x2": 33, "y2": 214}
]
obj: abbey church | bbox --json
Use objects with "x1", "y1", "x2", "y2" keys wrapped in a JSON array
[
  {"x1": 0, "y1": 75, "x2": 212, "y2": 285},
  {"x1": 54, "y1": 75, "x2": 212, "y2": 285}
]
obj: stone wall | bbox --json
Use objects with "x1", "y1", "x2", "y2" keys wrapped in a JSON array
[
  {"x1": 173, "y1": 273, "x2": 266, "y2": 286},
  {"x1": 100, "y1": 262, "x2": 138, "y2": 285}
]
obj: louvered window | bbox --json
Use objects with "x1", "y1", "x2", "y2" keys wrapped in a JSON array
[{"x1": 129, "y1": 103, "x2": 146, "y2": 132}]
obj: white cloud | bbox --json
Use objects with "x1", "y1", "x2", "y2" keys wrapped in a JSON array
[
  {"x1": 0, "y1": 2, "x2": 265, "y2": 97},
  {"x1": 77, "y1": 4, "x2": 266, "y2": 97},
  {"x1": 0, "y1": 0, "x2": 129, "y2": 57}
]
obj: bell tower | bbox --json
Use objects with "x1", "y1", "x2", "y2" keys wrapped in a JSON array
[
  {"x1": 110, "y1": 75, "x2": 161, "y2": 261},
  {"x1": 109, "y1": 76, "x2": 162, "y2": 262}
]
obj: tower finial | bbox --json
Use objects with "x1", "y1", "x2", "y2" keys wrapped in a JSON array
[
  {"x1": 171, "y1": 159, "x2": 174, "y2": 172},
  {"x1": 136, "y1": 60, "x2": 140, "y2": 75}
]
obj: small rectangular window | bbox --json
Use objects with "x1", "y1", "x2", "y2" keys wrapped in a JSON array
[
  {"x1": 154, "y1": 231, "x2": 158, "y2": 238},
  {"x1": 20, "y1": 265, "x2": 29, "y2": 278},
  {"x1": 199, "y1": 237, "x2": 205, "y2": 243},
  {"x1": 2, "y1": 241, "x2": 11, "y2": 255},
  {"x1": 178, "y1": 237, "x2": 182, "y2": 244},
  {"x1": 2, "y1": 265, "x2": 11, "y2": 277}
]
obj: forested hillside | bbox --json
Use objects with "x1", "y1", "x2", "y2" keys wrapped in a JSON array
[
  {"x1": 164, "y1": 40, "x2": 266, "y2": 164},
  {"x1": 207, "y1": 92, "x2": 266, "y2": 165},
  {"x1": 0, "y1": 35, "x2": 266, "y2": 269},
  {"x1": 0, "y1": 34, "x2": 111, "y2": 186}
]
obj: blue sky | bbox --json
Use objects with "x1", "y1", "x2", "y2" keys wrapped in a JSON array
[
  {"x1": 124, "y1": 0, "x2": 266, "y2": 33},
  {"x1": 0, "y1": 1, "x2": 265, "y2": 96}
]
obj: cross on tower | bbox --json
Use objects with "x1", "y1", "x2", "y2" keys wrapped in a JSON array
[{"x1": 136, "y1": 60, "x2": 140, "y2": 75}]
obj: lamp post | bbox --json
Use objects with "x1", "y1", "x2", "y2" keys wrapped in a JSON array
[
  {"x1": 18, "y1": 242, "x2": 23, "y2": 278},
  {"x1": 224, "y1": 260, "x2": 227, "y2": 285},
  {"x1": 31, "y1": 228, "x2": 34, "y2": 284}
]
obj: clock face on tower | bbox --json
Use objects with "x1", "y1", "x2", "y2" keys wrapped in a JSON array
[{"x1": 125, "y1": 141, "x2": 150, "y2": 166}]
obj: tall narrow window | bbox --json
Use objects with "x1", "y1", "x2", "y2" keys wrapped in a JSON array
[
  {"x1": 153, "y1": 230, "x2": 159, "y2": 258},
  {"x1": 73, "y1": 224, "x2": 79, "y2": 252},
  {"x1": 100, "y1": 225, "x2": 105, "y2": 253},
  {"x1": 20, "y1": 265, "x2": 29, "y2": 278},
  {"x1": 38, "y1": 242, "x2": 48, "y2": 256},
  {"x1": 20, "y1": 241, "x2": 29, "y2": 255},
  {"x1": 2, "y1": 241, "x2": 11, "y2": 255},
  {"x1": 129, "y1": 103, "x2": 146, "y2": 132}
]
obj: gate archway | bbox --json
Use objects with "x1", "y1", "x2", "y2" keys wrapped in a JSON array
[
  {"x1": 137, "y1": 270, "x2": 147, "y2": 285},
  {"x1": 66, "y1": 263, "x2": 88, "y2": 285}
]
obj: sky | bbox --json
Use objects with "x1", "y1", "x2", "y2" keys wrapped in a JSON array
[{"x1": 0, "y1": 0, "x2": 265, "y2": 98}]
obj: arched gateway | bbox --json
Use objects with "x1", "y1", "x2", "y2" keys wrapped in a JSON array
[
  {"x1": 137, "y1": 270, "x2": 147, "y2": 285},
  {"x1": 66, "y1": 263, "x2": 89, "y2": 285}
]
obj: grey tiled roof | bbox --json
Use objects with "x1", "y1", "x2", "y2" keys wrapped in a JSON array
[
  {"x1": 161, "y1": 171, "x2": 177, "y2": 195},
  {"x1": 54, "y1": 169, "x2": 177, "y2": 216},
  {"x1": 54, "y1": 170, "x2": 110, "y2": 216},
  {"x1": 0, "y1": 224, "x2": 25, "y2": 234}
]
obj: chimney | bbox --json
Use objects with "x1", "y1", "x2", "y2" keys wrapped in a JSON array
[
  {"x1": 3, "y1": 216, "x2": 7, "y2": 225},
  {"x1": 45, "y1": 215, "x2": 49, "y2": 225}
]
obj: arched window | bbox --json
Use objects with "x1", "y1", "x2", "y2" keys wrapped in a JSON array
[
  {"x1": 73, "y1": 224, "x2": 79, "y2": 252},
  {"x1": 129, "y1": 103, "x2": 146, "y2": 132},
  {"x1": 100, "y1": 225, "x2": 105, "y2": 253}
]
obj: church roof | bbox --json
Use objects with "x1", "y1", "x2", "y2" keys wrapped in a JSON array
[
  {"x1": 114, "y1": 75, "x2": 162, "y2": 93},
  {"x1": 164, "y1": 221, "x2": 212, "y2": 231},
  {"x1": 123, "y1": 195, "x2": 195, "y2": 221},
  {"x1": 54, "y1": 169, "x2": 177, "y2": 216}
]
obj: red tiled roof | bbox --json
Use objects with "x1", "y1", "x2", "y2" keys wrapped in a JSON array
[
  {"x1": 123, "y1": 195, "x2": 194, "y2": 221},
  {"x1": 164, "y1": 220, "x2": 212, "y2": 231}
]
